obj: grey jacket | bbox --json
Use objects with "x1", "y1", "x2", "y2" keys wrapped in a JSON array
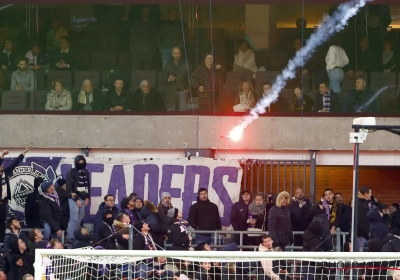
[{"x1": 45, "y1": 89, "x2": 73, "y2": 111}]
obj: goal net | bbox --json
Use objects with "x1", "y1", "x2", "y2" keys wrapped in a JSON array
[{"x1": 34, "y1": 248, "x2": 400, "y2": 280}]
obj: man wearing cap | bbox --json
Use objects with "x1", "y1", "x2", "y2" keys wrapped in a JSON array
[
  {"x1": 188, "y1": 188, "x2": 222, "y2": 245},
  {"x1": 0, "y1": 147, "x2": 31, "y2": 243},
  {"x1": 38, "y1": 181, "x2": 62, "y2": 241},
  {"x1": 157, "y1": 192, "x2": 176, "y2": 230},
  {"x1": 230, "y1": 189, "x2": 252, "y2": 246}
]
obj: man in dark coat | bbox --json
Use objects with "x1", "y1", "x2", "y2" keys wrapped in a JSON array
[
  {"x1": 314, "y1": 82, "x2": 340, "y2": 112},
  {"x1": 55, "y1": 178, "x2": 74, "y2": 231},
  {"x1": 188, "y1": 188, "x2": 222, "y2": 245},
  {"x1": 289, "y1": 188, "x2": 312, "y2": 247},
  {"x1": 342, "y1": 78, "x2": 377, "y2": 112},
  {"x1": 381, "y1": 234, "x2": 400, "y2": 252},
  {"x1": 139, "y1": 200, "x2": 167, "y2": 249},
  {"x1": 383, "y1": 203, "x2": 400, "y2": 235},
  {"x1": 356, "y1": 186, "x2": 373, "y2": 252},
  {"x1": 25, "y1": 177, "x2": 43, "y2": 228},
  {"x1": 157, "y1": 192, "x2": 176, "y2": 231},
  {"x1": 93, "y1": 194, "x2": 119, "y2": 240},
  {"x1": 49, "y1": 36, "x2": 79, "y2": 70},
  {"x1": 0, "y1": 147, "x2": 31, "y2": 242},
  {"x1": 97, "y1": 209, "x2": 120, "y2": 249},
  {"x1": 230, "y1": 189, "x2": 252, "y2": 246},
  {"x1": 39, "y1": 181, "x2": 62, "y2": 241},
  {"x1": 104, "y1": 77, "x2": 133, "y2": 112},
  {"x1": 66, "y1": 155, "x2": 91, "y2": 242},
  {"x1": 367, "y1": 208, "x2": 389, "y2": 241},
  {"x1": 73, "y1": 79, "x2": 104, "y2": 111},
  {"x1": 132, "y1": 80, "x2": 166, "y2": 111},
  {"x1": 268, "y1": 191, "x2": 293, "y2": 251}
]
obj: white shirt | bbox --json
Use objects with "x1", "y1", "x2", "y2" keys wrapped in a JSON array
[{"x1": 325, "y1": 45, "x2": 349, "y2": 71}]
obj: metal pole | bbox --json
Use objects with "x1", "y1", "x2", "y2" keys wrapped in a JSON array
[
  {"x1": 128, "y1": 225, "x2": 133, "y2": 280},
  {"x1": 351, "y1": 128, "x2": 360, "y2": 253},
  {"x1": 309, "y1": 150, "x2": 317, "y2": 203}
]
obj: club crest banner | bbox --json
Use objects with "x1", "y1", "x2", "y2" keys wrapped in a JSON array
[{"x1": 3, "y1": 156, "x2": 243, "y2": 227}]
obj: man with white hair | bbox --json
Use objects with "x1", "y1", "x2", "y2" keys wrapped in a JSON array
[
  {"x1": 132, "y1": 80, "x2": 166, "y2": 111},
  {"x1": 75, "y1": 79, "x2": 103, "y2": 111}
]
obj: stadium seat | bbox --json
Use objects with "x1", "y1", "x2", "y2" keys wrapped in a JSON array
[
  {"x1": 90, "y1": 50, "x2": 117, "y2": 71},
  {"x1": 130, "y1": 70, "x2": 157, "y2": 91},
  {"x1": 224, "y1": 71, "x2": 253, "y2": 93},
  {"x1": 255, "y1": 71, "x2": 280, "y2": 93},
  {"x1": 370, "y1": 72, "x2": 398, "y2": 112},
  {"x1": 0, "y1": 90, "x2": 29, "y2": 110},
  {"x1": 254, "y1": 50, "x2": 269, "y2": 69},
  {"x1": 267, "y1": 50, "x2": 289, "y2": 71},
  {"x1": 73, "y1": 70, "x2": 100, "y2": 91},
  {"x1": 157, "y1": 72, "x2": 167, "y2": 102},
  {"x1": 29, "y1": 90, "x2": 48, "y2": 110},
  {"x1": 46, "y1": 70, "x2": 73, "y2": 90},
  {"x1": 34, "y1": 70, "x2": 46, "y2": 90}
]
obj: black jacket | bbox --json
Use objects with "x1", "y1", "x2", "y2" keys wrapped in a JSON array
[
  {"x1": 157, "y1": 204, "x2": 176, "y2": 231},
  {"x1": 50, "y1": 48, "x2": 79, "y2": 70},
  {"x1": 188, "y1": 198, "x2": 222, "y2": 231},
  {"x1": 367, "y1": 209, "x2": 389, "y2": 240},
  {"x1": 268, "y1": 192, "x2": 293, "y2": 247},
  {"x1": 66, "y1": 155, "x2": 91, "y2": 200},
  {"x1": 289, "y1": 198, "x2": 312, "y2": 232},
  {"x1": 132, "y1": 233, "x2": 151, "y2": 250},
  {"x1": 314, "y1": 91, "x2": 340, "y2": 112},
  {"x1": 230, "y1": 194, "x2": 251, "y2": 231},
  {"x1": 24, "y1": 190, "x2": 41, "y2": 228},
  {"x1": 161, "y1": 59, "x2": 190, "y2": 93},
  {"x1": 104, "y1": 89, "x2": 133, "y2": 111},
  {"x1": 357, "y1": 196, "x2": 371, "y2": 240},
  {"x1": 0, "y1": 51, "x2": 19, "y2": 70},
  {"x1": 170, "y1": 223, "x2": 190, "y2": 250},
  {"x1": 98, "y1": 222, "x2": 118, "y2": 249},
  {"x1": 56, "y1": 186, "x2": 72, "y2": 231},
  {"x1": 131, "y1": 88, "x2": 166, "y2": 111},
  {"x1": 0, "y1": 154, "x2": 24, "y2": 202},
  {"x1": 71, "y1": 227, "x2": 92, "y2": 249},
  {"x1": 384, "y1": 211, "x2": 400, "y2": 235},
  {"x1": 140, "y1": 204, "x2": 167, "y2": 249},
  {"x1": 381, "y1": 234, "x2": 400, "y2": 252},
  {"x1": 39, "y1": 191, "x2": 62, "y2": 233},
  {"x1": 94, "y1": 202, "x2": 120, "y2": 240},
  {"x1": 73, "y1": 89, "x2": 104, "y2": 111},
  {"x1": 342, "y1": 89, "x2": 377, "y2": 112}
]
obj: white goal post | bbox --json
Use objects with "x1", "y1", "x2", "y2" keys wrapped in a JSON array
[{"x1": 34, "y1": 249, "x2": 400, "y2": 280}]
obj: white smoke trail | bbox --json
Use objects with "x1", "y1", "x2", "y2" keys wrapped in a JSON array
[{"x1": 229, "y1": 0, "x2": 371, "y2": 140}]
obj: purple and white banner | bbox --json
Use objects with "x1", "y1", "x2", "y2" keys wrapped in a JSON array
[{"x1": 4, "y1": 157, "x2": 242, "y2": 227}]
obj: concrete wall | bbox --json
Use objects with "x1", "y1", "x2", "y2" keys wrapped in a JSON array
[{"x1": 1, "y1": 114, "x2": 399, "y2": 151}]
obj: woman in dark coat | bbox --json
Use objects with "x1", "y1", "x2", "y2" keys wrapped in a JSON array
[
  {"x1": 139, "y1": 200, "x2": 168, "y2": 249},
  {"x1": 190, "y1": 53, "x2": 225, "y2": 111}
]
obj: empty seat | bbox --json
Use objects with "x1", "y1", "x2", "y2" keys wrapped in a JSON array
[
  {"x1": 224, "y1": 71, "x2": 253, "y2": 93},
  {"x1": 130, "y1": 70, "x2": 157, "y2": 91},
  {"x1": 255, "y1": 71, "x2": 280, "y2": 93},
  {"x1": 73, "y1": 70, "x2": 100, "y2": 91},
  {"x1": 90, "y1": 50, "x2": 117, "y2": 70},
  {"x1": 46, "y1": 70, "x2": 73, "y2": 90},
  {"x1": 34, "y1": 70, "x2": 46, "y2": 90},
  {"x1": 29, "y1": 90, "x2": 48, "y2": 110},
  {"x1": 0, "y1": 90, "x2": 29, "y2": 110},
  {"x1": 118, "y1": 51, "x2": 131, "y2": 69},
  {"x1": 370, "y1": 72, "x2": 397, "y2": 112},
  {"x1": 268, "y1": 50, "x2": 289, "y2": 71}
]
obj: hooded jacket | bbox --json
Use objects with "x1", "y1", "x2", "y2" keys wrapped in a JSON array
[
  {"x1": 188, "y1": 197, "x2": 222, "y2": 231},
  {"x1": 66, "y1": 155, "x2": 91, "y2": 200},
  {"x1": 132, "y1": 198, "x2": 144, "y2": 221},
  {"x1": 39, "y1": 189, "x2": 62, "y2": 233},
  {"x1": 268, "y1": 191, "x2": 293, "y2": 248},
  {"x1": 230, "y1": 191, "x2": 252, "y2": 231},
  {"x1": 140, "y1": 201, "x2": 167, "y2": 249},
  {"x1": 9, "y1": 238, "x2": 33, "y2": 275},
  {"x1": 367, "y1": 209, "x2": 389, "y2": 241},
  {"x1": 71, "y1": 227, "x2": 92, "y2": 249},
  {"x1": 302, "y1": 203, "x2": 332, "y2": 252},
  {"x1": 98, "y1": 210, "x2": 118, "y2": 249},
  {"x1": 3, "y1": 229, "x2": 29, "y2": 256},
  {"x1": 93, "y1": 202, "x2": 119, "y2": 240},
  {"x1": 258, "y1": 244, "x2": 279, "y2": 280},
  {"x1": 24, "y1": 177, "x2": 43, "y2": 228},
  {"x1": 7, "y1": 254, "x2": 31, "y2": 280}
]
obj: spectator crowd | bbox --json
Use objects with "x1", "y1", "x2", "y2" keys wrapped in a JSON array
[{"x1": 0, "y1": 148, "x2": 399, "y2": 279}]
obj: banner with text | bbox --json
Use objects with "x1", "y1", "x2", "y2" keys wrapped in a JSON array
[{"x1": 4, "y1": 156, "x2": 242, "y2": 227}]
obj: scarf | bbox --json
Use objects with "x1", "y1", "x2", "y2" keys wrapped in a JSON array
[
  {"x1": 248, "y1": 201, "x2": 267, "y2": 216},
  {"x1": 124, "y1": 209, "x2": 135, "y2": 224},
  {"x1": 77, "y1": 169, "x2": 89, "y2": 193},
  {"x1": 239, "y1": 91, "x2": 255, "y2": 107},
  {"x1": 177, "y1": 219, "x2": 190, "y2": 232},
  {"x1": 144, "y1": 233, "x2": 156, "y2": 250},
  {"x1": 78, "y1": 90, "x2": 93, "y2": 104},
  {"x1": 322, "y1": 199, "x2": 337, "y2": 224},
  {"x1": 38, "y1": 188, "x2": 61, "y2": 209},
  {"x1": 293, "y1": 197, "x2": 309, "y2": 208},
  {"x1": 382, "y1": 50, "x2": 394, "y2": 65},
  {"x1": 322, "y1": 90, "x2": 331, "y2": 112}
]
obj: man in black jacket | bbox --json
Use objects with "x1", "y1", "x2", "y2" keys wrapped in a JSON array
[
  {"x1": 25, "y1": 177, "x2": 43, "y2": 228},
  {"x1": 66, "y1": 155, "x2": 91, "y2": 242},
  {"x1": 161, "y1": 47, "x2": 190, "y2": 111},
  {"x1": 383, "y1": 203, "x2": 400, "y2": 235},
  {"x1": 132, "y1": 80, "x2": 166, "y2": 111},
  {"x1": 230, "y1": 189, "x2": 251, "y2": 246},
  {"x1": 38, "y1": 181, "x2": 62, "y2": 241},
  {"x1": 0, "y1": 39, "x2": 19, "y2": 71},
  {"x1": 105, "y1": 77, "x2": 133, "y2": 112},
  {"x1": 357, "y1": 186, "x2": 373, "y2": 252},
  {"x1": 50, "y1": 36, "x2": 79, "y2": 70},
  {"x1": 0, "y1": 147, "x2": 31, "y2": 242},
  {"x1": 314, "y1": 82, "x2": 340, "y2": 112},
  {"x1": 188, "y1": 188, "x2": 221, "y2": 245},
  {"x1": 342, "y1": 78, "x2": 377, "y2": 112},
  {"x1": 289, "y1": 188, "x2": 312, "y2": 247}
]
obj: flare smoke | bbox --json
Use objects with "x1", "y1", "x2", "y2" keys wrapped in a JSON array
[{"x1": 228, "y1": 0, "x2": 371, "y2": 139}]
